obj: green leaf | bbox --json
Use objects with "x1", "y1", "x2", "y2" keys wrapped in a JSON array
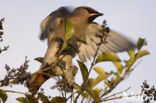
[
  {"x1": 113, "y1": 76, "x2": 122, "y2": 84},
  {"x1": 136, "y1": 50, "x2": 150, "y2": 59},
  {"x1": 16, "y1": 97, "x2": 28, "y2": 103},
  {"x1": 77, "y1": 60, "x2": 88, "y2": 83},
  {"x1": 94, "y1": 88, "x2": 102, "y2": 94},
  {"x1": 105, "y1": 77, "x2": 121, "y2": 89},
  {"x1": 105, "y1": 80, "x2": 111, "y2": 88},
  {"x1": 113, "y1": 62, "x2": 124, "y2": 76},
  {"x1": 128, "y1": 48, "x2": 135, "y2": 59},
  {"x1": 61, "y1": 43, "x2": 68, "y2": 51},
  {"x1": 92, "y1": 67, "x2": 109, "y2": 88},
  {"x1": 95, "y1": 51, "x2": 121, "y2": 64},
  {"x1": 84, "y1": 87, "x2": 100, "y2": 103},
  {"x1": 113, "y1": 62, "x2": 122, "y2": 69},
  {"x1": 37, "y1": 93, "x2": 49, "y2": 103},
  {"x1": 65, "y1": 19, "x2": 75, "y2": 41},
  {"x1": 81, "y1": 91, "x2": 89, "y2": 98},
  {"x1": 51, "y1": 96, "x2": 67, "y2": 103},
  {"x1": 26, "y1": 95, "x2": 37, "y2": 103},
  {"x1": 92, "y1": 76, "x2": 105, "y2": 88},
  {"x1": 34, "y1": 57, "x2": 43, "y2": 63},
  {"x1": 125, "y1": 59, "x2": 134, "y2": 68},
  {"x1": 137, "y1": 38, "x2": 147, "y2": 51},
  {"x1": 72, "y1": 65, "x2": 78, "y2": 76},
  {"x1": 125, "y1": 68, "x2": 134, "y2": 73},
  {"x1": 58, "y1": 43, "x2": 68, "y2": 55},
  {"x1": 0, "y1": 89, "x2": 7, "y2": 103},
  {"x1": 94, "y1": 66, "x2": 106, "y2": 76},
  {"x1": 87, "y1": 78, "x2": 94, "y2": 87}
]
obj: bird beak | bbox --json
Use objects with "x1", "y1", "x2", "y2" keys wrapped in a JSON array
[
  {"x1": 96, "y1": 12, "x2": 103, "y2": 16},
  {"x1": 90, "y1": 12, "x2": 103, "y2": 17},
  {"x1": 88, "y1": 12, "x2": 103, "y2": 22}
]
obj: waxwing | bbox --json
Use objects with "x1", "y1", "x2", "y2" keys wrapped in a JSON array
[
  {"x1": 40, "y1": 6, "x2": 104, "y2": 65},
  {"x1": 27, "y1": 6, "x2": 136, "y2": 94}
]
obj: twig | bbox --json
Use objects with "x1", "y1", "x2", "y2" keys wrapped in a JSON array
[
  {"x1": 87, "y1": 24, "x2": 109, "y2": 82},
  {"x1": 74, "y1": 92, "x2": 81, "y2": 103},
  {"x1": 81, "y1": 97, "x2": 85, "y2": 103},
  {"x1": 67, "y1": 91, "x2": 78, "y2": 101},
  {"x1": 38, "y1": 71, "x2": 54, "y2": 78},
  {"x1": 41, "y1": 55, "x2": 65, "y2": 73},
  {"x1": 4, "y1": 90, "x2": 28, "y2": 95},
  {"x1": 74, "y1": 23, "x2": 109, "y2": 102},
  {"x1": 71, "y1": 95, "x2": 73, "y2": 103},
  {"x1": 0, "y1": 46, "x2": 9, "y2": 54},
  {"x1": 100, "y1": 79, "x2": 121, "y2": 98},
  {"x1": 101, "y1": 50, "x2": 139, "y2": 97},
  {"x1": 88, "y1": 40, "x2": 101, "y2": 75},
  {"x1": 101, "y1": 87, "x2": 131, "y2": 100},
  {"x1": 101, "y1": 93, "x2": 142, "y2": 102},
  {"x1": 33, "y1": 55, "x2": 66, "y2": 78}
]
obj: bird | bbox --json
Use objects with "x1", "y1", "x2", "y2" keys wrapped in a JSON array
[{"x1": 27, "y1": 6, "x2": 136, "y2": 94}]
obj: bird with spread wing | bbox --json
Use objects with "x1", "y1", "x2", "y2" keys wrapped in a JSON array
[{"x1": 27, "y1": 6, "x2": 136, "y2": 94}]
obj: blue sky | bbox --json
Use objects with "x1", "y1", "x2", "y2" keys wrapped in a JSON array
[{"x1": 0, "y1": 0, "x2": 156, "y2": 102}]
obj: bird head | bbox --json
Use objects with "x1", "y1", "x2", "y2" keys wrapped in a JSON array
[{"x1": 72, "y1": 6, "x2": 103, "y2": 23}]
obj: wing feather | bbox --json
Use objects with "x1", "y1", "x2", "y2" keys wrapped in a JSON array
[
  {"x1": 78, "y1": 23, "x2": 136, "y2": 62},
  {"x1": 40, "y1": 7, "x2": 72, "y2": 40}
]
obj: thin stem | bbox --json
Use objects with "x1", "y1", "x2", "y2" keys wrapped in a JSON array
[
  {"x1": 32, "y1": 55, "x2": 66, "y2": 80},
  {"x1": 65, "y1": 91, "x2": 67, "y2": 98},
  {"x1": 74, "y1": 92, "x2": 81, "y2": 103},
  {"x1": 71, "y1": 92, "x2": 73, "y2": 103},
  {"x1": 4, "y1": 90, "x2": 27, "y2": 95},
  {"x1": 88, "y1": 41, "x2": 101, "y2": 75},
  {"x1": 101, "y1": 87, "x2": 131, "y2": 99},
  {"x1": 72, "y1": 92, "x2": 75, "y2": 103},
  {"x1": 61, "y1": 91, "x2": 65, "y2": 98},
  {"x1": 100, "y1": 79, "x2": 121, "y2": 98},
  {"x1": 38, "y1": 71, "x2": 54, "y2": 78},
  {"x1": 101, "y1": 93, "x2": 142, "y2": 102},
  {"x1": 87, "y1": 26, "x2": 108, "y2": 84},
  {"x1": 67, "y1": 91, "x2": 78, "y2": 101},
  {"x1": 81, "y1": 97, "x2": 85, "y2": 103},
  {"x1": 40, "y1": 55, "x2": 66, "y2": 73}
]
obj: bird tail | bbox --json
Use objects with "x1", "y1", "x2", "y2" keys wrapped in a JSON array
[{"x1": 27, "y1": 71, "x2": 50, "y2": 95}]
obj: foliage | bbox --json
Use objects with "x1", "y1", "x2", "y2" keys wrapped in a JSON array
[
  {"x1": 0, "y1": 18, "x2": 151, "y2": 103},
  {"x1": 141, "y1": 81, "x2": 156, "y2": 103},
  {"x1": 0, "y1": 18, "x2": 9, "y2": 54},
  {"x1": 0, "y1": 89, "x2": 7, "y2": 103}
]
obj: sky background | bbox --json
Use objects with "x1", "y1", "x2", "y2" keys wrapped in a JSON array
[{"x1": 0, "y1": 0, "x2": 156, "y2": 103}]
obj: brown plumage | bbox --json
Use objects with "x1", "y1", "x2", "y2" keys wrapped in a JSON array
[
  {"x1": 27, "y1": 6, "x2": 136, "y2": 94},
  {"x1": 27, "y1": 6, "x2": 104, "y2": 94}
]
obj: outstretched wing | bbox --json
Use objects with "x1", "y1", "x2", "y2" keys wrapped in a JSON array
[
  {"x1": 78, "y1": 23, "x2": 136, "y2": 62},
  {"x1": 40, "y1": 6, "x2": 72, "y2": 40}
]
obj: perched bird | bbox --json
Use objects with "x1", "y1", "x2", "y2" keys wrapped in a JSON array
[{"x1": 27, "y1": 6, "x2": 136, "y2": 94}]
